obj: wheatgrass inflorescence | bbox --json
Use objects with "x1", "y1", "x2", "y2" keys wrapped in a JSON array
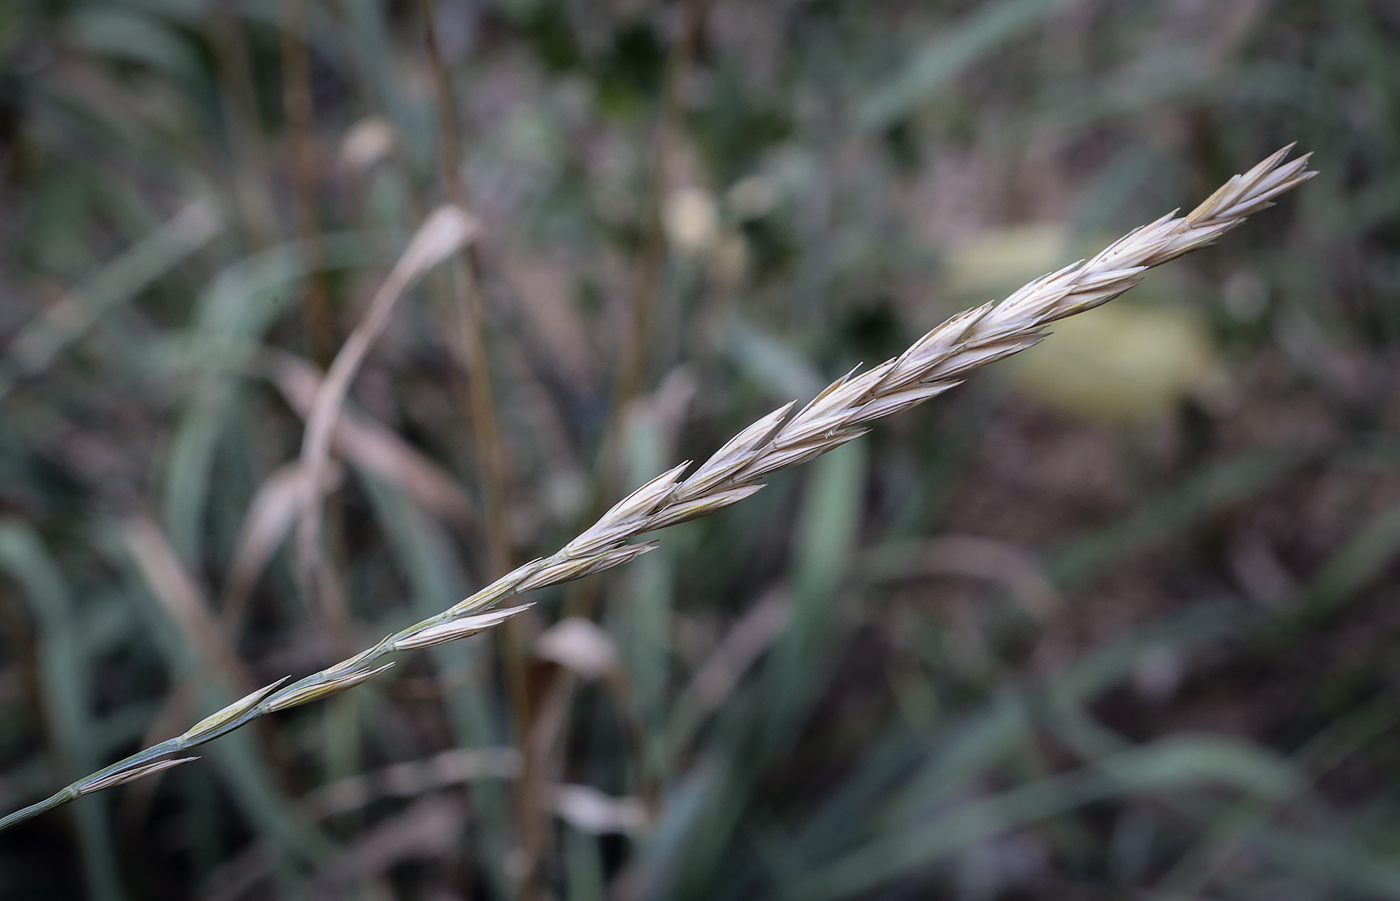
[{"x1": 0, "y1": 145, "x2": 1314, "y2": 833}]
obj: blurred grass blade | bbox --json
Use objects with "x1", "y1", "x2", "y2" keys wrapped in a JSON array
[
  {"x1": 298, "y1": 206, "x2": 478, "y2": 623},
  {"x1": 260, "y1": 349, "x2": 477, "y2": 525},
  {"x1": 615, "y1": 761, "x2": 723, "y2": 901},
  {"x1": 566, "y1": 824, "x2": 607, "y2": 901},
  {"x1": 772, "y1": 613, "x2": 1239, "y2": 893},
  {"x1": 340, "y1": 0, "x2": 432, "y2": 169},
  {"x1": 0, "y1": 520, "x2": 123, "y2": 901},
  {"x1": 66, "y1": 8, "x2": 203, "y2": 84},
  {"x1": 858, "y1": 0, "x2": 1085, "y2": 130},
  {"x1": 1096, "y1": 735, "x2": 1303, "y2": 797},
  {"x1": 123, "y1": 515, "x2": 253, "y2": 691},
  {"x1": 1300, "y1": 499, "x2": 1400, "y2": 617},
  {"x1": 4, "y1": 198, "x2": 223, "y2": 388},
  {"x1": 163, "y1": 233, "x2": 372, "y2": 563},
  {"x1": 537, "y1": 617, "x2": 624, "y2": 683},
  {"x1": 763, "y1": 439, "x2": 867, "y2": 752},
  {"x1": 619, "y1": 387, "x2": 681, "y2": 753},
  {"x1": 1047, "y1": 446, "x2": 1312, "y2": 589},
  {"x1": 667, "y1": 588, "x2": 789, "y2": 758},
  {"x1": 722, "y1": 316, "x2": 826, "y2": 402},
  {"x1": 883, "y1": 608, "x2": 1234, "y2": 826},
  {"x1": 1250, "y1": 826, "x2": 1400, "y2": 898},
  {"x1": 865, "y1": 534, "x2": 1060, "y2": 619},
  {"x1": 786, "y1": 736, "x2": 1302, "y2": 901},
  {"x1": 223, "y1": 459, "x2": 341, "y2": 620},
  {"x1": 552, "y1": 784, "x2": 649, "y2": 835},
  {"x1": 302, "y1": 747, "x2": 521, "y2": 819},
  {"x1": 306, "y1": 796, "x2": 467, "y2": 891}
]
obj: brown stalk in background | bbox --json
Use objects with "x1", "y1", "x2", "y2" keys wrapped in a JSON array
[
  {"x1": 279, "y1": 0, "x2": 350, "y2": 635},
  {"x1": 208, "y1": 0, "x2": 281, "y2": 249},
  {"x1": 612, "y1": 0, "x2": 709, "y2": 410},
  {"x1": 417, "y1": 4, "x2": 539, "y2": 886},
  {"x1": 417, "y1": 0, "x2": 514, "y2": 582},
  {"x1": 279, "y1": 0, "x2": 334, "y2": 369}
]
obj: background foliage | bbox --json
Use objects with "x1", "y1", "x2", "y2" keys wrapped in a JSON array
[{"x1": 0, "y1": 0, "x2": 1397, "y2": 898}]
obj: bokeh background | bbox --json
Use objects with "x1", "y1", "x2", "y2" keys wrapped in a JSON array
[{"x1": 0, "y1": 0, "x2": 1397, "y2": 898}]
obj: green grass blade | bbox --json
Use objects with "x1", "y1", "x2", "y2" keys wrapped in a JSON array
[
  {"x1": 763, "y1": 439, "x2": 867, "y2": 754},
  {"x1": 162, "y1": 234, "x2": 371, "y2": 562},
  {"x1": 858, "y1": 0, "x2": 1086, "y2": 131},
  {"x1": 1046, "y1": 446, "x2": 1312, "y2": 590},
  {"x1": 4, "y1": 199, "x2": 223, "y2": 388},
  {"x1": 0, "y1": 521, "x2": 124, "y2": 901},
  {"x1": 784, "y1": 736, "x2": 1302, "y2": 901}
]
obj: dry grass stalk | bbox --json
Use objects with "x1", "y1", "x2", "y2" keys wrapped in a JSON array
[
  {"x1": 0, "y1": 146, "x2": 1313, "y2": 833},
  {"x1": 415, "y1": 14, "x2": 537, "y2": 877},
  {"x1": 613, "y1": 0, "x2": 709, "y2": 408},
  {"x1": 417, "y1": 0, "x2": 514, "y2": 581},
  {"x1": 279, "y1": 0, "x2": 334, "y2": 369},
  {"x1": 296, "y1": 206, "x2": 479, "y2": 627},
  {"x1": 261, "y1": 348, "x2": 477, "y2": 525},
  {"x1": 208, "y1": 0, "x2": 280, "y2": 248}
]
